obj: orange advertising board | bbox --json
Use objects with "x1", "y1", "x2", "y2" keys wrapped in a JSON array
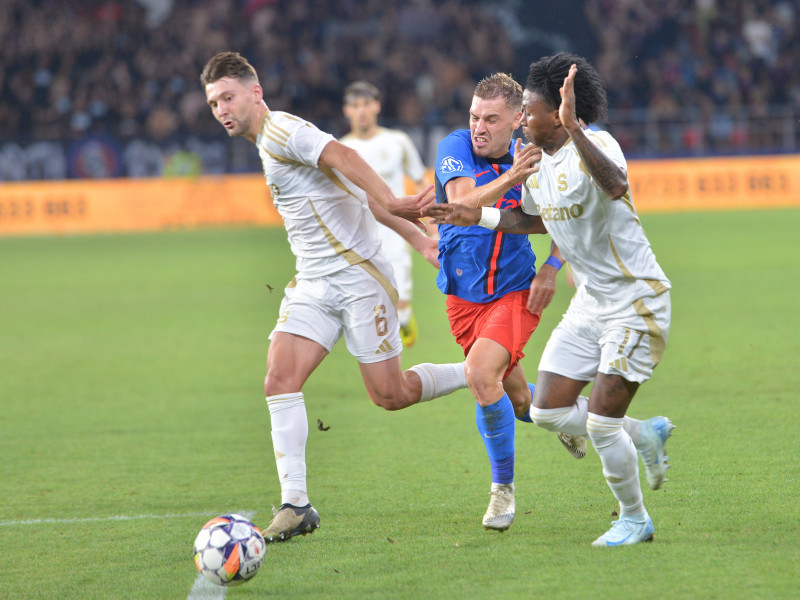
[
  {"x1": 0, "y1": 174, "x2": 281, "y2": 236},
  {"x1": 627, "y1": 154, "x2": 800, "y2": 213},
  {"x1": 1, "y1": 154, "x2": 798, "y2": 236}
]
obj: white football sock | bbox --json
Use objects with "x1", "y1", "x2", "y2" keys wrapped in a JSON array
[
  {"x1": 530, "y1": 395, "x2": 643, "y2": 445},
  {"x1": 266, "y1": 392, "x2": 309, "y2": 506},
  {"x1": 624, "y1": 417, "x2": 642, "y2": 446},
  {"x1": 407, "y1": 362, "x2": 467, "y2": 402},
  {"x1": 529, "y1": 397, "x2": 588, "y2": 434},
  {"x1": 397, "y1": 306, "x2": 412, "y2": 327},
  {"x1": 586, "y1": 413, "x2": 646, "y2": 521}
]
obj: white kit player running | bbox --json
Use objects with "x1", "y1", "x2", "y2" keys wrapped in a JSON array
[
  {"x1": 426, "y1": 53, "x2": 675, "y2": 547},
  {"x1": 341, "y1": 81, "x2": 430, "y2": 347},
  {"x1": 201, "y1": 52, "x2": 467, "y2": 543}
]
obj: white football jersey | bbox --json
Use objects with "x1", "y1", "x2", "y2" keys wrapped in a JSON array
[
  {"x1": 340, "y1": 127, "x2": 426, "y2": 196},
  {"x1": 256, "y1": 111, "x2": 381, "y2": 278},
  {"x1": 521, "y1": 129, "x2": 670, "y2": 306}
]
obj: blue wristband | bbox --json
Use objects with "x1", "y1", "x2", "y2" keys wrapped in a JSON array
[{"x1": 544, "y1": 255, "x2": 563, "y2": 271}]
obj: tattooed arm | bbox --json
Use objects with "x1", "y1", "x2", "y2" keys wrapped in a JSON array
[
  {"x1": 559, "y1": 63, "x2": 628, "y2": 199},
  {"x1": 566, "y1": 126, "x2": 629, "y2": 199}
]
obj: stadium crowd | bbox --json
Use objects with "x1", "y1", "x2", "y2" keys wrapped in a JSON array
[
  {"x1": 585, "y1": 0, "x2": 799, "y2": 153},
  {"x1": 0, "y1": 0, "x2": 797, "y2": 177}
]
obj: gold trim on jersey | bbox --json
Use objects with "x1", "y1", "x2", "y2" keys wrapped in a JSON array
[
  {"x1": 259, "y1": 146, "x2": 303, "y2": 166},
  {"x1": 619, "y1": 193, "x2": 643, "y2": 227},
  {"x1": 265, "y1": 118, "x2": 290, "y2": 144},
  {"x1": 608, "y1": 236, "x2": 669, "y2": 295},
  {"x1": 356, "y1": 259, "x2": 399, "y2": 308},
  {"x1": 608, "y1": 236, "x2": 635, "y2": 279},
  {"x1": 319, "y1": 166, "x2": 358, "y2": 197},
  {"x1": 307, "y1": 200, "x2": 399, "y2": 308},
  {"x1": 643, "y1": 279, "x2": 670, "y2": 295},
  {"x1": 633, "y1": 298, "x2": 666, "y2": 365},
  {"x1": 258, "y1": 113, "x2": 306, "y2": 156}
]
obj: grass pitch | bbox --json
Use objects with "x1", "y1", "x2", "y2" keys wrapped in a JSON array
[{"x1": 1, "y1": 209, "x2": 798, "y2": 599}]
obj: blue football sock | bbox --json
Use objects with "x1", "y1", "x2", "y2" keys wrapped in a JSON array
[
  {"x1": 515, "y1": 382, "x2": 536, "y2": 423},
  {"x1": 476, "y1": 395, "x2": 516, "y2": 484}
]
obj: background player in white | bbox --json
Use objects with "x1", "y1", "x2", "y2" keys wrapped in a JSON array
[
  {"x1": 340, "y1": 81, "x2": 430, "y2": 347},
  {"x1": 201, "y1": 52, "x2": 467, "y2": 543},
  {"x1": 426, "y1": 53, "x2": 675, "y2": 547}
]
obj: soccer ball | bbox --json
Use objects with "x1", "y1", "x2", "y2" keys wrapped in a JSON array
[{"x1": 193, "y1": 514, "x2": 266, "y2": 586}]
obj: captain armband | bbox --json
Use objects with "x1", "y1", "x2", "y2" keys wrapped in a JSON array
[{"x1": 477, "y1": 207, "x2": 501, "y2": 230}]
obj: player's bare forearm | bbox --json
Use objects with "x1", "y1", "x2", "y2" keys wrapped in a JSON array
[
  {"x1": 320, "y1": 141, "x2": 396, "y2": 208},
  {"x1": 368, "y1": 196, "x2": 438, "y2": 267},
  {"x1": 496, "y1": 207, "x2": 547, "y2": 234},
  {"x1": 424, "y1": 203, "x2": 480, "y2": 226},
  {"x1": 446, "y1": 174, "x2": 518, "y2": 209},
  {"x1": 447, "y1": 142, "x2": 541, "y2": 209},
  {"x1": 566, "y1": 126, "x2": 628, "y2": 199},
  {"x1": 425, "y1": 203, "x2": 546, "y2": 234}
]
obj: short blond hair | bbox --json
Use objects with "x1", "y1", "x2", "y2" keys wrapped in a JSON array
[{"x1": 474, "y1": 73, "x2": 522, "y2": 111}]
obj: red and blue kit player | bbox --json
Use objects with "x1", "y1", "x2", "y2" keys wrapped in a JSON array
[
  {"x1": 435, "y1": 130, "x2": 534, "y2": 303},
  {"x1": 432, "y1": 73, "x2": 564, "y2": 531}
]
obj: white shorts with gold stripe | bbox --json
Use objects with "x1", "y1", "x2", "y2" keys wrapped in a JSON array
[
  {"x1": 376, "y1": 224, "x2": 412, "y2": 303},
  {"x1": 269, "y1": 251, "x2": 402, "y2": 364},
  {"x1": 538, "y1": 288, "x2": 671, "y2": 384}
]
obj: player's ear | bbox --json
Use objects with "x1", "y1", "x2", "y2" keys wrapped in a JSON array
[
  {"x1": 552, "y1": 105, "x2": 562, "y2": 127},
  {"x1": 252, "y1": 82, "x2": 264, "y2": 104},
  {"x1": 512, "y1": 110, "x2": 523, "y2": 129}
]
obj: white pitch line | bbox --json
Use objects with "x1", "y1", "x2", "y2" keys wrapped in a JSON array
[
  {"x1": 0, "y1": 511, "x2": 223, "y2": 527},
  {"x1": 187, "y1": 576, "x2": 228, "y2": 600}
]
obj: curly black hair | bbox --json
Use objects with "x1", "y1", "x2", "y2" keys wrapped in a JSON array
[{"x1": 525, "y1": 53, "x2": 607, "y2": 125}]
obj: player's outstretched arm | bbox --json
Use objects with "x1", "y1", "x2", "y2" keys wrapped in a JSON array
[
  {"x1": 445, "y1": 140, "x2": 541, "y2": 209},
  {"x1": 367, "y1": 195, "x2": 439, "y2": 269},
  {"x1": 425, "y1": 203, "x2": 546, "y2": 235},
  {"x1": 318, "y1": 140, "x2": 429, "y2": 220},
  {"x1": 559, "y1": 64, "x2": 628, "y2": 199}
]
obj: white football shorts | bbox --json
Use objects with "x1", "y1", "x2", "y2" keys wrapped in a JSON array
[
  {"x1": 538, "y1": 289, "x2": 671, "y2": 384},
  {"x1": 376, "y1": 224, "x2": 412, "y2": 303},
  {"x1": 269, "y1": 252, "x2": 402, "y2": 364}
]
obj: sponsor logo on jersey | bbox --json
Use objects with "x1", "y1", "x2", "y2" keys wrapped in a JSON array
[
  {"x1": 537, "y1": 203, "x2": 584, "y2": 222},
  {"x1": 439, "y1": 156, "x2": 466, "y2": 174}
]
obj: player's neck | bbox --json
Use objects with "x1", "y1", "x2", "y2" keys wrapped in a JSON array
[
  {"x1": 543, "y1": 130, "x2": 571, "y2": 156},
  {"x1": 353, "y1": 124, "x2": 379, "y2": 140},
  {"x1": 245, "y1": 102, "x2": 269, "y2": 144}
]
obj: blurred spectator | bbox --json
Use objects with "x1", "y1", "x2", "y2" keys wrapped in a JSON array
[{"x1": 0, "y1": 0, "x2": 798, "y2": 179}]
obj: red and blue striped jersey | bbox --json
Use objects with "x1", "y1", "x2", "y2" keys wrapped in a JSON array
[{"x1": 434, "y1": 129, "x2": 537, "y2": 303}]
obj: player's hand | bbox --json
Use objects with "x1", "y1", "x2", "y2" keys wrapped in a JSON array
[
  {"x1": 423, "y1": 203, "x2": 481, "y2": 227},
  {"x1": 527, "y1": 264, "x2": 557, "y2": 315},
  {"x1": 416, "y1": 234, "x2": 440, "y2": 269},
  {"x1": 390, "y1": 184, "x2": 435, "y2": 225},
  {"x1": 559, "y1": 64, "x2": 580, "y2": 132},
  {"x1": 507, "y1": 139, "x2": 541, "y2": 184}
]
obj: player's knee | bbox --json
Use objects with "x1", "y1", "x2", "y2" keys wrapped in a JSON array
[
  {"x1": 465, "y1": 365, "x2": 501, "y2": 407},
  {"x1": 368, "y1": 390, "x2": 408, "y2": 411},
  {"x1": 264, "y1": 371, "x2": 297, "y2": 397},
  {"x1": 528, "y1": 405, "x2": 563, "y2": 432}
]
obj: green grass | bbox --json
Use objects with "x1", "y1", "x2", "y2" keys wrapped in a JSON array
[{"x1": 1, "y1": 209, "x2": 799, "y2": 599}]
